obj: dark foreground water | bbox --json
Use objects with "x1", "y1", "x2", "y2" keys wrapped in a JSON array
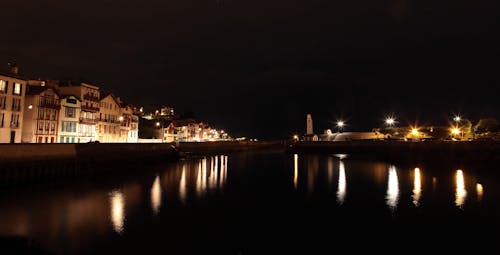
[{"x1": 0, "y1": 152, "x2": 499, "y2": 254}]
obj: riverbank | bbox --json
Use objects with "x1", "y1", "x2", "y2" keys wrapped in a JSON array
[{"x1": 288, "y1": 140, "x2": 500, "y2": 165}]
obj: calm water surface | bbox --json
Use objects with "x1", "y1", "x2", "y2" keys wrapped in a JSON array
[{"x1": 0, "y1": 152, "x2": 499, "y2": 254}]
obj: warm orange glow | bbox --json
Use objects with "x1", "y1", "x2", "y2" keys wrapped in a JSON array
[
  {"x1": 450, "y1": 127, "x2": 460, "y2": 135},
  {"x1": 411, "y1": 128, "x2": 418, "y2": 136},
  {"x1": 412, "y1": 168, "x2": 421, "y2": 207},
  {"x1": 455, "y1": 170, "x2": 467, "y2": 208},
  {"x1": 293, "y1": 154, "x2": 298, "y2": 190},
  {"x1": 386, "y1": 166, "x2": 399, "y2": 210},
  {"x1": 476, "y1": 183, "x2": 484, "y2": 202}
]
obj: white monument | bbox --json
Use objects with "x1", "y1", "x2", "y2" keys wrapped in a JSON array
[{"x1": 306, "y1": 114, "x2": 313, "y2": 135}]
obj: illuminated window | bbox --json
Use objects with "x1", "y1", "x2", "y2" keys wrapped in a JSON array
[
  {"x1": 0, "y1": 80, "x2": 6, "y2": 92},
  {"x1": 13, "y1": 83, "x2": 21, "y2": 95}
]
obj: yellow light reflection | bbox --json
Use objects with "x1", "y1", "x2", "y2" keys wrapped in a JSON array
[
  {"x1": 455, "y1": 170, "x2": 467, "y2": 208},
  {"x1": 294, "y1": 154, "x2": 299, "y2": 190},
  {"x1": 151, "y1": 175, "x2": 161, "y2": 214},
  {"x1": 337, "y1": 160, "x2": 346, "y2": 205},
  {"x1": 386, "y1": 166, "x2": 399, "y2": 210},
  {"x1": 327, "y1": 157, "x2": 334, "y2": 187},
  {"x1": 196, "y1": 161, "x2": 204, "y2": 197},
  {"x1": 476, "y1": 183, "x2": 483, "y2": 203},
  {"x1": 412, "y1": 168, "x2": 421, "y2": 207},
  {"x1": 179, "y1": 166, "x2": 187, "y2": 204},
  {"x1": 109, "y1": 190, "x2": 125, "y2": 234},
  {"x1": 224, "y1": 155, "x2": 228, "y2": 183}
]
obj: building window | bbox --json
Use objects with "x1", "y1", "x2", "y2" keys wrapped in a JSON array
[
  {"x1": 13, "y1": 83, "x2": 22, "y2": 95},
  {"x1": 38, "y1": 108, "x2": 44, "y2": 119},
  {"x1": 38, "y1": 121, "x2": 44, "y2": 132},
  {"x1": 65, "y1": 107, "x2": 76, "y2": 118},
  {"x1": 10, "y1": 114, "x2": 19, "y2": 128},
  {"x1": 51, "y1": 109, "x2": 57, "y2": 120},
  {"x1": 0, "y1": 113, "x2": 4, "y2": 127},
  {"x1": 50, "y1": 123, "x2": 56, "y2": 133},
  {"x1": 11, "y1": 98, "x2": 21, "y2": 111},
  {"x1": 0, "y1": 80, "x2": 6, "y2": 93},
  {"x1": 0, "y1": 96, "x2": 5, "y2": 110},
  {"x1": 60, "y1": 137, "x2": 64, "y2": 143}
]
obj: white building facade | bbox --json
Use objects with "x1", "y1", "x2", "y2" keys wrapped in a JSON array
[
  {"x1": 0, "y1": 71, "x2": 26, "y2": 143},
  {"x1": 58, "y1": 95, "x2": 81, "y2": 143},
  {"x1": 22, "y1": 86, "x2": 60, "y2": 143}
]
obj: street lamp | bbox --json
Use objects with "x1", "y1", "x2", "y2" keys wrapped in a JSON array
[
  {"x1": 119, "y1": 116, "x2": 124, "y2": 122},
  {"x1": 385, "y1": 117, "x2": 395, "y2": 127},
  {"x1": 156, "y1": 122, "x2": 164, "y2": 142},
  {"x1": 337, "y1": 120, "x2": 345, "y2": 133},
  {"x1": 453, "y1": 115, "x2": 461, "y2": 123}
]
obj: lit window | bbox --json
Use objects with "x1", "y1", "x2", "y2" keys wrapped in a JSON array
[
  {"x1": 0, "y1": 80, "x2": 6, "y2": 92},
  {"x1": 13, "y1": 83, "x2": 22, "y2": 95}
]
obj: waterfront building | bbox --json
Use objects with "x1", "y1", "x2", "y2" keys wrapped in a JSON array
[
  {"x1": 98, "y1": 93, "x2": 121, "y2": 143},
  {"x1": 22, "y1": 86, "x2": 60, "y2": 143},
  {"x1": 163, "y1": 119, "x2": 213, "y2": 142},
  {"x1": 58, "y1": 95, "x2": 81, "y2": 143},
  {"x1": 58, "y1": 82, "x2": 100, "y2": 142},
  {"x1": 0, "y1": 67, "x2": 26, "y2": 143},
  {"x1": 119, "y1": 103, "x2": 139, "y2": 143}
]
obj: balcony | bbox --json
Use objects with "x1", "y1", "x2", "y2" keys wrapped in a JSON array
[
  {"x1": 39, "y1": 100, "x2": 61, "y2": 109},
  {"x1": 99, "y1": 118, "x2": 121, "y2": 124},
  {"x1": 79, "y1": 117, "x2": 98, "y2": 124},
  {"x1": 81, "y1": 104, "x2": 100, "y2": 112},
  {"x1": 10, "y1": 122, "x2": 19, "y2": 129},
  {"x1": 83, "y1": 93, "x2": 100, "y2": 102}
]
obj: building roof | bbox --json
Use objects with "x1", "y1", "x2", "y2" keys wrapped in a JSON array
[
  {"x1": 100, "y1": 92, "x2": 121, "y2": 106},
  {"x1": 0, "y1": 70, "x2": 28, "y2": 81},
  {"x1": 26, "y1": 85, "x2": 60, "y2": 97}
]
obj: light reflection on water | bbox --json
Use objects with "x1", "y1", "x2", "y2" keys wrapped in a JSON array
[
  {"x1": 109, "y1": 190, "x2": 125, "y2": 234},
  {"x1": 294, "y1": 154, "x2": 299, "y2": 190},
  {"x1": 0, "y1": 153, "x2": 494, "y2": 255},
  {"x1": 477, "y1": 183, "x2": 484, "y2": 203},
  {"x1": 386, "y1": 166, "x2": 399, "y2": 211},
  {"x1": 151, "y1": 175, "x2": 161, "y2": 214},
  {"x1": 455, "y1": 170, "x2": 467, "y2": 208},
  {"x1": 412, "y1": 168, "x2": 421, "y2": 207},
  {"x1": 337, "y1": 160, "x2": 346, "y2": 205}
]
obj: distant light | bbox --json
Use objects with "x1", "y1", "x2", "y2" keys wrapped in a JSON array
[
  {"x1": 385, "y1": 118, "x2": 395, "y2": 126},
  {"x1": 337, "y1": 121, "x2": 344, "y2": 128},
  {"x1": 156, "y1": 122, "x2": 160, "y2": 127},
  {"x1": 28, "y1": 104, "x2": 33, "y2": 109},
  {"x1": 293, "y1": 135, "x2": 299, "y2": 140},
  {"x1": 139, "y1": 107, "x2": 143, "y2": 113},
  {"x1": 451, "y1": 127, "x2": 460, "y2": 135},
  {"x1": 454, "y1": 116, "x2": 461, "y2": 122},
  {"x1": 119, "y1": 116, "x2": 124, "y2": 121},
  {"x1": 411, "y1": 128, "x2": 418, "y2": 136}
]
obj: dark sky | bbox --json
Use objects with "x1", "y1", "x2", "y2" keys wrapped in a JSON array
[{"x1": 2, "y1": 0, "x2": 500, "y2": 139}]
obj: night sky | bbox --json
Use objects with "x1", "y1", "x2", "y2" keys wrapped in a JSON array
[{"x1": 2, "y1": 0, "x2": 499, "y2": 139}]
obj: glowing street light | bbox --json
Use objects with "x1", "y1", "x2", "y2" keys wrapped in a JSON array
[
  {"x1": 453, "y1": 115, "x2": 461, "y2": 122},
  {"x1": 411, "y1": 128, "x2": 419, "y2": 136},
  {"x1": 451, "y1": 127, "x2": 460, "y2": 136},
  {"x1": 336, "y1": 120, "x2": 345, "y2": 133},
  {"x1": 119, "y1": 116, "x2": 124, "y2": 122},
  {"x1": 156, "y1": 122, "x2": 160, "y2": 127},
  {"x1": 385, "y1": 117, "x2": 395, "y2": 126}
]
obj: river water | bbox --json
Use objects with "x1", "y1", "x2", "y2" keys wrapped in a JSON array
[{"x1": 0, "y1": 152, "x2": 499, "y2": 254}]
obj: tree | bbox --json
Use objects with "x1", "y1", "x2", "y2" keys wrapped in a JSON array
[{"x1": 474, "y1": 118, "x2": 500, "y2": 134}]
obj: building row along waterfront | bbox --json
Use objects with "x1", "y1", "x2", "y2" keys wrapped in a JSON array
[{"x1": 0, "y1": 65, "x2": 139, "y2": 143}]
